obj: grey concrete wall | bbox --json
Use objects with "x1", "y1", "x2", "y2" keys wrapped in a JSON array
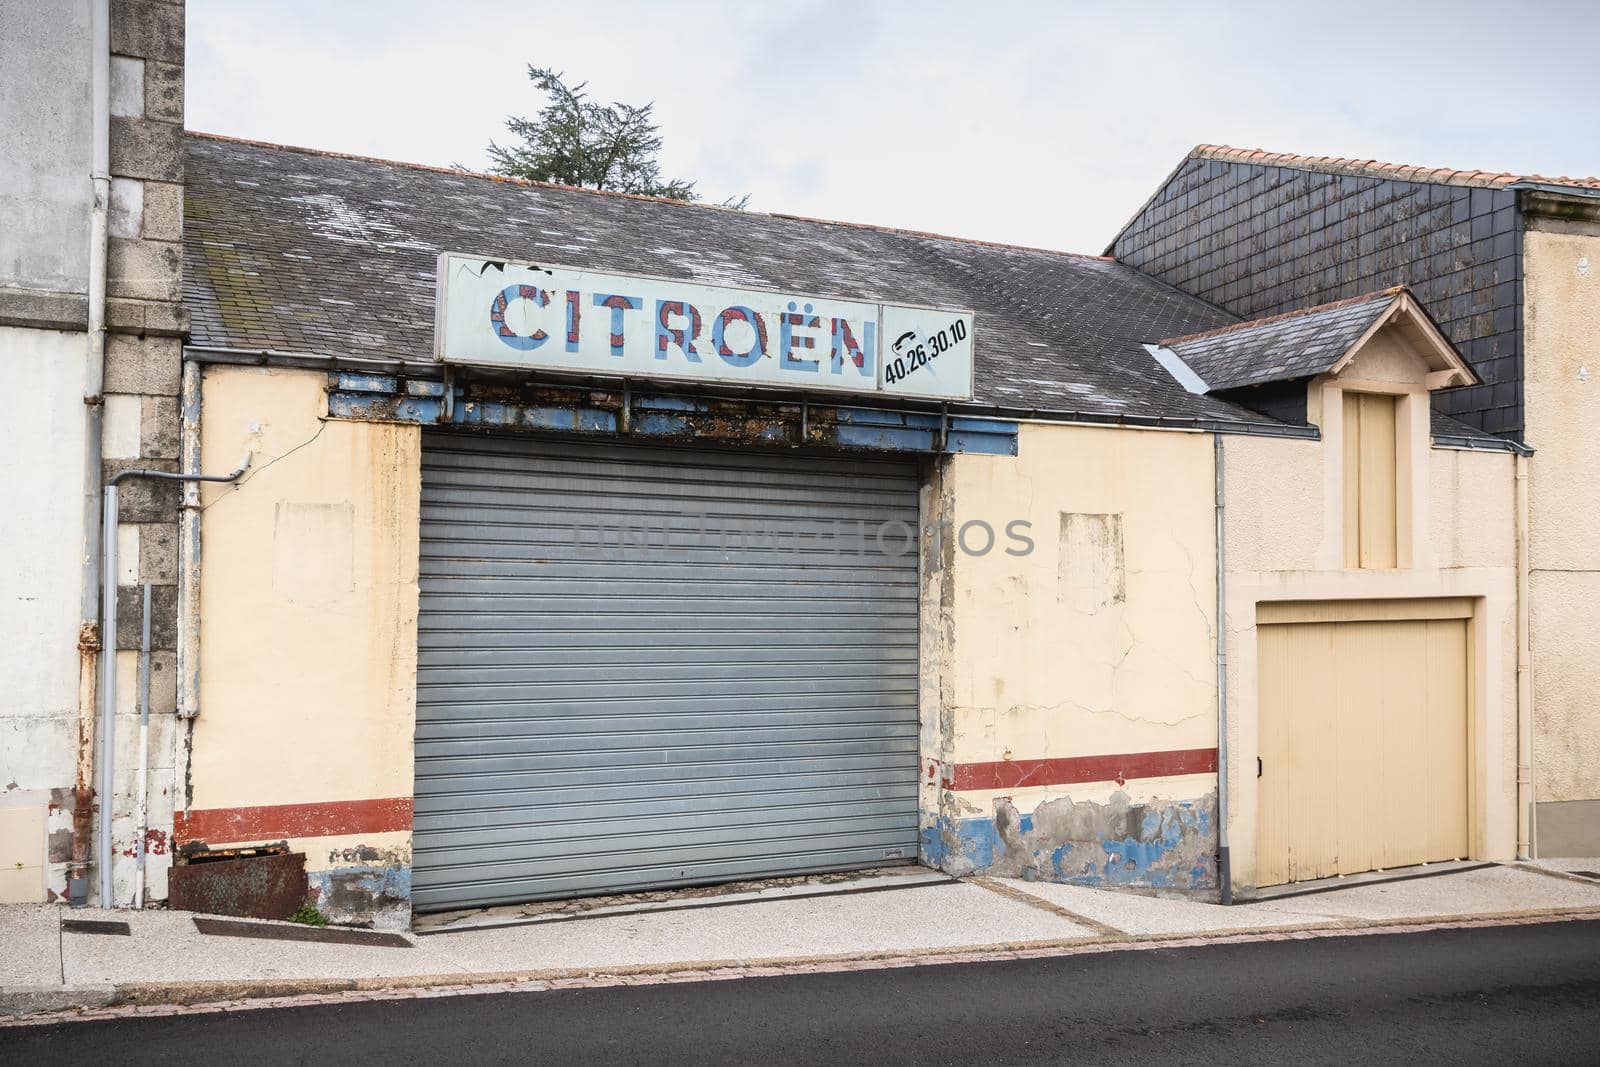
[
  {"x1": 0, "y1": 0, "x2": 95, "y2": 321},
  {"x1": 100, "y1": 0, "x2": 187, "y2": 907},
  {"x1": 0, "y1": 0, "x2": 189, "y2": 905}
]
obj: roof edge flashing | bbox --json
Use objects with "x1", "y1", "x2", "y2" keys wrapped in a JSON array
[{"x1": 1144, "y1": 343, "x2": 1210, "y2": 395}]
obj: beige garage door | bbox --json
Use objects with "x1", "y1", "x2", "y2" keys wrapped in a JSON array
[{"x1": 1256, "y1": 599, "x2": 1471, "y2": 888}]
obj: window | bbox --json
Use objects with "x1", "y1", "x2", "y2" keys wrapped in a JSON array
[{"x1": 1343, "y1": 392, "x2": 1398, "y2": 568}]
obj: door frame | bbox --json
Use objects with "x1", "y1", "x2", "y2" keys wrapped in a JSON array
[
  {"x1": 1224, "y1": 574, "x2": 1514, "y2": 897},
  {"x1": 1252, "y1": 597, "x2": 1476, "y2": 886}
]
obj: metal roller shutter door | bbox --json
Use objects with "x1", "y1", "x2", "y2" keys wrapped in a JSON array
[{"x1": 413, "y1": 432, "x2": 923, "y2": 911}]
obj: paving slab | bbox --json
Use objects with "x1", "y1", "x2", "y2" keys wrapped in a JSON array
[
  {"x1": 60, "y1": 908, "x2": 467, "y2": 985},
  {"x1": 0, "y1": 905, "x2": 61, "y2": 986},
  {"x1": 991, "y1": 879, "x2": 1321, "y2": 936},
  {"x1": 424, "y1": 882, "x2": 1097, "y2": 974},
  {"x1": 1241, "y1": 864, "x2": 1600, "y2": 922}
]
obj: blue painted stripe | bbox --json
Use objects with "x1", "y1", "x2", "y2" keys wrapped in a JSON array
[
  {"x1": 836, "y1": 425, "x2": 937, "y2": 451},
  {"x1": 836, "y1": 407, "x2": 941, "y2": 429}
]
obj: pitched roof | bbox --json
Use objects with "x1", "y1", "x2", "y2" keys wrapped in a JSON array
[
  {"x1": 1155, "y1": 286, "x2": 1477, "y2": 395},
  {"x1": 1190, "y1": 144, "x2": 1600, "y2": 193},
  {"x1": 1157, "y1": 290, "x2": 1401, "y2": 392},
  {"x1": 182, "y1": 133, "x2": 1275, "y2": 427}
]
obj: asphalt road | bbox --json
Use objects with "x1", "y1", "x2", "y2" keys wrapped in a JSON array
[{"x1": 6, "y1": 919, "x2": 1600, "y2": 1066}]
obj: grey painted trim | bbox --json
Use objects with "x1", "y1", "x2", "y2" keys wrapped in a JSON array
[
  {"x1": 1536, "y1": 800, "x2": 1600, "y2": 857},
  {"x1": 1145, "y1": 343, "x2": 1209, "y2": 394},
  {"x1": 1431, "y1": 433, "x2": 1535, "y2": 456},
  {"x1": 1515, "y1": 183, "x2": 1600, "y2": 206}
]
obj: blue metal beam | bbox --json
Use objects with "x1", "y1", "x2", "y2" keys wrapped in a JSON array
[{"x1": 327, "y1": 381, "x2": 1019, "y2": 456}]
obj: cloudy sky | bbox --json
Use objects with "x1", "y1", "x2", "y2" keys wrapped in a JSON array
[{"x1": 187, "y1": 0, "x2": 1600, "y2": 253}]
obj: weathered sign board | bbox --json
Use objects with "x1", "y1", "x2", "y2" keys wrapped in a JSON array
[{"x1": 434, "y1": 254, "x2": 975, "y2": 402}]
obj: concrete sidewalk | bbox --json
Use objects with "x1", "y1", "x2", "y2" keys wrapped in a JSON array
[{"x1": 6, "y1": 862, "x2": 1600, "y2": 1022}]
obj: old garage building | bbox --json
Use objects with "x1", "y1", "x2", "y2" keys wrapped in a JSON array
[{"x1": 162, "y1": 133, "x2": 1524, "y2": 926}]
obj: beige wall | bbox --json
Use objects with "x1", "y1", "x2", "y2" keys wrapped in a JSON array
[
  {"x1": 1524, "y1": 227, "x2": 1600, "y2": 828},
  {"x1": 923, "y1": 423, "x2": 1220, "y2": 886},
  {"x1": 1224, "y1": 409, "x2": 1519, "y2": 891},
  {"x1": 939, "y1": 423, "x2": 1217, "y2": 762},
  {"x1": 189, "y1": 366, "x2": 420, "y2": 841}
]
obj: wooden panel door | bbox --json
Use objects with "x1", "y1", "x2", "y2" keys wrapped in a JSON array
[{"x1": 1257, "y1": 611, "x2": 1468, "y2": 887}]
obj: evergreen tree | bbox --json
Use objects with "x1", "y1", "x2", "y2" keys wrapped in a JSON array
[{"x1": 486, "y1": 66, "x2": 746, "y2": 208}]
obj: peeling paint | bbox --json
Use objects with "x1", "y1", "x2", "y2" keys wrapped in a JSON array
[
  {"x1": 326, "y1": 375, "x2": 1018, "y2": 456},
  {"x1": 47, "y1": 828, "x2": 74, "y2": 864},
  {"x1": 325, "y1": 844, "x2": 410, "y2": 867},
  {"x1": 922, "y1": 790, "x2": 1217, "y2": 892},
  {"x1": 309, "y1": 864, "x2": 411, "y2": 930}
]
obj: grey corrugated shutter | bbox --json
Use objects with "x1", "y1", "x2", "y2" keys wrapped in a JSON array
[{"x1": 413, "y1": 432, "x2": 922, "y2": 912}]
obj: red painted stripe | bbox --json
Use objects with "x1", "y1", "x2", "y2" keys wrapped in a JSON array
[
  {"x1": 948, "y1": 748, "x2": 1218, "y2": 791},
  {"x1": 173, "y1": 797, "x2": 413, "y2": 844}
]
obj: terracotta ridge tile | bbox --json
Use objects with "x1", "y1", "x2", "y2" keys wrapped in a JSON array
[{"x1": 1189, "y1": 143, "x2": 1600, "y2": 190}]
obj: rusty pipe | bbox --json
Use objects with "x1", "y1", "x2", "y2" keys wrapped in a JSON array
[
  {"x1": 70, "y1": 0, "x2": 113, "y2": 908},
  {"x1": 71, "y1": 623, "x2": 99, "y2": 907}
]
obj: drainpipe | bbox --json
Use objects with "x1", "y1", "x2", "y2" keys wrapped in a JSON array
[
  {"x1": 177, "y1": 361, "x2": 204, "y2": 721},
  {"x1": 1214, "y1": 433, "x2": 1232, "y2": 904},
  {"x1": 70, "y1": 0, "x2": 112, "y2": 908},
  {"x1": 1515, "y1": 453, "x2": 1534, "y2": 859},
  {"x1": 98, "y1": 454, "x2": 250, "y2": 906},
  {"x1": 133, "y1": 584, "x2": 151, "y2": 909}
]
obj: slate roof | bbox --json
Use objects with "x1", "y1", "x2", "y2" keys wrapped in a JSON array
[
  {"x1": 183, "y1": 133, "x2": 1274, "y2": 427},
  {"x1": 1158, "y1": 289, "x2": 1400, "y2": 392}
]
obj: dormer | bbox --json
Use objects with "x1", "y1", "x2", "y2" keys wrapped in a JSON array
[{"x1": 1148, "y1": 288, "x2": 1480, "y2": 571}]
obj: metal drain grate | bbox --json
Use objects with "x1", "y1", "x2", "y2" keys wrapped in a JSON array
[{"x1": 62, "y1": 919, "x2": 131, "y2": 936}]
